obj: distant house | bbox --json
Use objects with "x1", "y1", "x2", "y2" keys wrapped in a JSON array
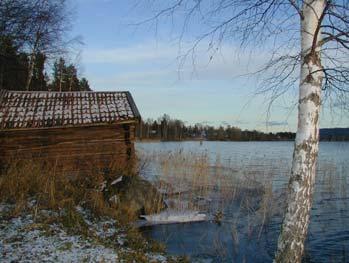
[{"x1": 0, "y1": 89, "x2": 140, "y2": 175}]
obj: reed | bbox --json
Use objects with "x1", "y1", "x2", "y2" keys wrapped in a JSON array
[
  {"x1": 137, "y1": 144, "x2": 349, "y2": 262},
  {"x1": 138, "y1": 149, "x2": 272, "y2": 217}
]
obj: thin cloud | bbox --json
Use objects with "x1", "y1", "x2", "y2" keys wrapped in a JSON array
[
  {"x1": 266, "y1": 121, "x2": 288, "y2": 126},
  {"x1": 82, "y1": 40, "x2": 275, "y2": 81},
  {"x1": 83, "y1": 42, "x2": 179, "y2": 64},
  {"x1": 88, "y1": 70, "x2": 176, "y2": 89}
]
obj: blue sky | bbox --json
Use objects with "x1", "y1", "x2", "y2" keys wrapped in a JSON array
[{"x1": 70, "y1": 0, "x2": 348, "y2": 131}]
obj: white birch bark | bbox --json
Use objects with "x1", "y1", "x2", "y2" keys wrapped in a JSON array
[
  {"x1": 25, "y1": 53, "x2": 36, "y2": 91},
  {"x1": 274, "y1": 1, "x2": 325, "y2": 262}
]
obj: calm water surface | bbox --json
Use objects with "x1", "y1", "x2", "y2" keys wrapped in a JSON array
[{"x1": 136, "y1": 141, "x2": 349, "y2": 263}]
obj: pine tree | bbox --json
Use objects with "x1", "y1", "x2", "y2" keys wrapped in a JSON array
[{"x1": 79, "y1": 78, "x2": 91, "y2": 91}]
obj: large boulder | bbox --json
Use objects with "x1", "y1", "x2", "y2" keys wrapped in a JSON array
[{"x1": 103, "y1": 175, "x2": 166, "y2": 219}]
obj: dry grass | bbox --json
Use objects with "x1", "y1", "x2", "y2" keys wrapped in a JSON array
[
  {"x1": 0, "y1": 155, "x2": 175, "y2": 260},
  {"x1": 0, "y1": 156, "x2": 135, "y2": 220}
]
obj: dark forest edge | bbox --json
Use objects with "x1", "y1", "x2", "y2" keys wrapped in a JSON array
[
  {"x1": 136, "y1": 115, "x2": 349, "y2": 142},
  {"x1": 0, "y1": 41, "x2": 91, "y2": 92},
  {"x1": 0, "y1": 0, "x2": 90, "y2": 92}
]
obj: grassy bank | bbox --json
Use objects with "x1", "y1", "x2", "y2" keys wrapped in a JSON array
[{"x1": 0, "y1": 158, "x2": 187, "y2": 263}]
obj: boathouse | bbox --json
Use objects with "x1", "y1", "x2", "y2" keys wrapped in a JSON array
[{"x1": 0, "y1": 89, "x2": 140, "y2": 175}]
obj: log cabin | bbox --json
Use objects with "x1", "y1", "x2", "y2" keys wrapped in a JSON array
[{"x1": 0, "y1": 89, "x2": 141, "y2": 176}]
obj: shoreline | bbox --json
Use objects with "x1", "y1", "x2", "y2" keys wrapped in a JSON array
[{"x1": 136, "y1": 139, "x2": 349, "y2": 143}]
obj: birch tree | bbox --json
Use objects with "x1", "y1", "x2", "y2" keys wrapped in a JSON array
[
  {"x1": 134, "y1": 0, "x2": 349, "y2": 261},
  {"x1": 0, "y1": 0, "x2": 73, "y2": 91},
  {"x1": 24, "y1": 0, "x2": 71, "y2": 91}
]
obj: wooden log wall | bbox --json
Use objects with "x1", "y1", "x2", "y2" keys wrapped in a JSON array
[{"x1": 0, "y1": 124, "x2": 136, "y2": 176}]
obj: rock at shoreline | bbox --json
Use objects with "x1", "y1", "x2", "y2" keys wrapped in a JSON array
[{"x1": 104, "y1": 175, "x2": 166, "y2": 217}]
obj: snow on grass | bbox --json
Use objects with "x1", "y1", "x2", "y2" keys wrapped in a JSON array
[
  {"x1": 0, "y1": 203, "x2": 169, "y2": 263},
  {"x1": 0, "y1": 211, "x2": 119, "y2": 262}
]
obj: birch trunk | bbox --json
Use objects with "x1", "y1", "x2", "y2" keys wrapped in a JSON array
[
  {"x1": 274, "y1": 1, "x2": 325, "y2": 262},
  {"x1": 25, "y1": 53, "x2": 36, "y2": 91}
]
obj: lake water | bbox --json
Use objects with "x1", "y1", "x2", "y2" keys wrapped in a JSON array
[{"x1": 136, "y1": 141, "x2": 349, "y2": 263}]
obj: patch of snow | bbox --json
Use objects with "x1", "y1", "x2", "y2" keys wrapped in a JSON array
[
  {"x1": 148, "y1": 254, "x2": 168, "y2": 262},
  {"x1": 0, "y1": 212, "x2": 118, "y2": 263},
  {"x1": 99, "y1": 180, "x2": 107, "y2": 192},
  {"x1": 109, "y1": 195, "x2": 119, "y2": 205},
  {"x1": 111, "y1": 176, "x2": 123, "y2": 185},
  {"x1": 116, "y1": 234, "x2": 126, "y2": 246},
  {"x1": 74, "y1": 206, "x2": 118, "y2": 239},
  {"x1": 0, "y1": 202, "x2": 172, "y2": 263}
]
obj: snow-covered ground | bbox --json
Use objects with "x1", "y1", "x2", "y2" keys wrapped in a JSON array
[{"x1": 0, "y1": 203, "x2": 168, "y2": 263}]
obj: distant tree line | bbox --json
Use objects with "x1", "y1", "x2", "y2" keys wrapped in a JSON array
[
  {"x1": 136, "y1": 114, "x2": 296, "y2": 141},
  {"x1": 320, "y1": 128, "x2": 349, "y2": 141},
  {"x1": 136, "y1": 115, "x2": 349, "y2": 142},
  {"x1": 0, "y1": 0, "x2": 90, "y2": 92}
]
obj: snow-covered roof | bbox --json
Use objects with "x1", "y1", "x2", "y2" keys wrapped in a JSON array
[{"x1": 0, "y1": 89, "x2": 140, "y2": 130}]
